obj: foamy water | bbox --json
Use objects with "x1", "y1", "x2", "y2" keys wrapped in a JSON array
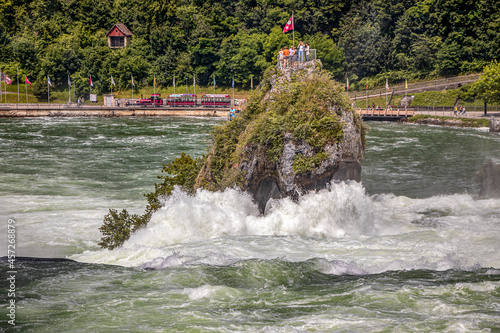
[{"x1": 73, "y1": 181, "x2": 500, "y2": 274}]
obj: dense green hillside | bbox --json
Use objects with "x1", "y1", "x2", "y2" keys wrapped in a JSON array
[{"x1": 1, "y1": 0, "x2": 498, "y2": 97}]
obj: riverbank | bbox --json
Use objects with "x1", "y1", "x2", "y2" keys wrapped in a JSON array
[
  {"x1": 0, "y1": 105, "x2": 229, "y2": 118},
  {"x1": 408, "y1": 114, "x2": 491, "y2": 128}
]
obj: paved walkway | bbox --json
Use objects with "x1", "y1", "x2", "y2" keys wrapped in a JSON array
[{"x1": 413, "y1": 110, "x2": 500, "y2": 119}]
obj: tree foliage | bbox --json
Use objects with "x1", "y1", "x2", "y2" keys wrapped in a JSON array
[
  {"x1": 470, "y1": 61, "x2": 500, "y2": 104},
  {"x1": 1, "y1": 0, "x2": 499, "y2": 95}
]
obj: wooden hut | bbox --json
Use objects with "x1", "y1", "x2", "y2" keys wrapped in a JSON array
[{"x1": 106, "y1": 23, "x2": 133, "y2": 48}]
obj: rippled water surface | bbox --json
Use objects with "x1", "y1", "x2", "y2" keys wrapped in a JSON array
[{"x1": 1, "y1": 118, "x2": 499, "y2": 332}]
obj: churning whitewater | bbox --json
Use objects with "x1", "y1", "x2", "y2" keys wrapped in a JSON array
[{"x1": 73, "y1": 181, "x2": 500, "y2": 274}]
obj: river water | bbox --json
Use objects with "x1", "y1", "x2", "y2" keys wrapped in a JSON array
[{"x1": 1, "y1": 117, "x2": 499, "y2": 332}]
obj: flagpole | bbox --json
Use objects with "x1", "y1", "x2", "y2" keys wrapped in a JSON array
[
  {"x1": 25, "y1": 76, "x2": 28, "y2": 105},
  {"x1": 73, "y1": 77, "x2": 76, "y2": 102},
  {"x1": 173, "y1": 76, "x2": 176, "y2": 95},
  {"x1": 213, "y1": 74, "x2": 215, "y2": 95},
  {"x1": 292, "y1": 11, "x2": 295, "y2": 47},
  {"x1": 385, "y1": 78, "x2": 388, "y2": 108},
  {"x1": 47, "y1": 75, "x2": 50, "y2": 104},
  {"x1": 131, "y1": 75, "x2": 134, "y2": 99},
  {"x1": 365, "y1": 79, "x2": 368, "y2": 110},
  {"x1": 0, "y1": 68, "x2": 3, "y2": 103},
  {"x1": 17, "y1": 67, "x2": 19, "y2": 103},
  {"x1": 68, "y1": 74, "x2": 71, "y2": 103}
]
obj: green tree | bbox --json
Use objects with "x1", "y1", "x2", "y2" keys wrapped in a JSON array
[
  {"x1": 472, "y1": 61, "x2": 500, "y2": 104},
  {"x1": 305, "y1": 32, "x2": 345, "y2": 78},
  {"x1": 39, "y1": 33, "x2": 81, "y2": 84}
]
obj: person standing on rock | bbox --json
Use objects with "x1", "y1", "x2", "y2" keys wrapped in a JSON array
[
  {"x1": 289, "y1": 46, "x2": 296, "y2": 67},
  {"x1": 305, "y1": 43, "x2": 310, "y2": 61},
  {"x1": 298, "y1": 41, "x2": 304, "y2": 63},
  {"x1": 279, "y1": 48, "x2": 284, "y2": 69},
  {"x1": 283, "y1": 47, "x2": 290, "y2": 68}
]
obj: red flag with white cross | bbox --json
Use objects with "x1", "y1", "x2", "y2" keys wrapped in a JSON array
[{"x1": 283, "y1": 14, "x2": 293, "y2": 33}]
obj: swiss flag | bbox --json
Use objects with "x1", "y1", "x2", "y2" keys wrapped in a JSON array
[
  {"x1": 5, "y1": 75, "x2": 12, "y2": 85},
  {"x1": 25, "y1": 75, "x2": 31, "y2": 85},
  {"x1": 283, "y1": 14, "x2": 293, "y2": 33}
]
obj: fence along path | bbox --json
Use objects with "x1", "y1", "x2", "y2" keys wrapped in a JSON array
[{"x1": 348, "y1": 74, "x2": 480, "y2": 100}]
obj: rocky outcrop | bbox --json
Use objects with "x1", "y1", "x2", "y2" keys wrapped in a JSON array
[
  {"x1": 195, "y1": 65, "x2": 367, "y2": 212},
  {"x1": 239, "y1": 109, "x2": 364, "y2": 212}
]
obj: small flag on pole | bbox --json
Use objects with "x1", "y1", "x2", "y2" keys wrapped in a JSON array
[
  {"x1": 26, "y1": 75, "x2": 32, "y2": 85},
  {"x1": 213, "y1": 75, "x2": 216, "y2": 87},
  {"x1": 251, "y1": 76, "x2": 253, "y2": 89},
  {"x1": 232, "y1": 75, "x2": 234, "y2": 88},
  {"x1": 193, "y1": 74, "x2": 196, "y2": 89},
  {"x1": 405, "y1": 79, "x2": 408, "y2": 92},
  {"x1": 67, "y1": 75, "x2": 70, "y2": 87},
  {"x1": 153, "y1": 75, "x2": 156, "y2": 87},
  {"x1": 131, "y1": 75, "x2": 135, "y2": 87},
  {"x1": 386, "y1": 78, "x2": 389, "y2": 91},
  {"x1": 90, "y1": 75, "x2": 94, "y2": 87},
  {"x1": 47, "y1": 75, "x2": 52, "y2": 87},
  {"x1": 111, "y1": 75, "x2": 116, "y2": 87},
  {"x1": 5, "y1": 75, "x2": 12, "y2": 85},
  {"x1": 173, "y1": 76, "x2": 176, "y2": 87},
  {"x1": 366, "y1": 79, "x2": 368, "y2": 90},
  {"x1": 347, "y1": 77, "x2": 349, "y2": 92},
  {"x1": 283, "y1": 14, "x2": 294, "y2": 33}
]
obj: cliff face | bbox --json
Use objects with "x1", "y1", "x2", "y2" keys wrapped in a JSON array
[{"x1": 196, "y1": 63, "x2": 367, "y2": 212}]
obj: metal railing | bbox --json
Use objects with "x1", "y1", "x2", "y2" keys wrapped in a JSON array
[
  {"x1": 276, "y1": 49, "x2": 316, "y2": 69},
  {"x1": 349, "y1": 73, "x2": 480, "y2": 100},
  {"x1": 0, "y1": 103, "x2": 109, "y2": 110},
  {"x1": 354, "y1": 106, "x2": 500, "y2": 120}
]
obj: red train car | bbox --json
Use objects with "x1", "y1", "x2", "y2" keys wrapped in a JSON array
[
  {"x1": 201, "y1": 94, "x2": 231, "y2": 108},
  {"x1": 139, "y1": 93, "x2": 163, "y2": 106},
  {"x1": 167, "y1": 94, "x2": 196, "y2": 107}
]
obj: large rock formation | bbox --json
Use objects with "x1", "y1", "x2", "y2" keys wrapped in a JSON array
[{"x1": 196, "y1": 63, "x2": 366, "y2": 212}]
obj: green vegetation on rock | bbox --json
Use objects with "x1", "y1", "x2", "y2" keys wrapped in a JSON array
[{"x1": 197, "y1": 67, "x2": 360, "y2": 190}]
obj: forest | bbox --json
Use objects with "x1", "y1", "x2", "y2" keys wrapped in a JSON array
[{"x1": 0, "y1": 0, "x2": 499, "y2": 98}]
